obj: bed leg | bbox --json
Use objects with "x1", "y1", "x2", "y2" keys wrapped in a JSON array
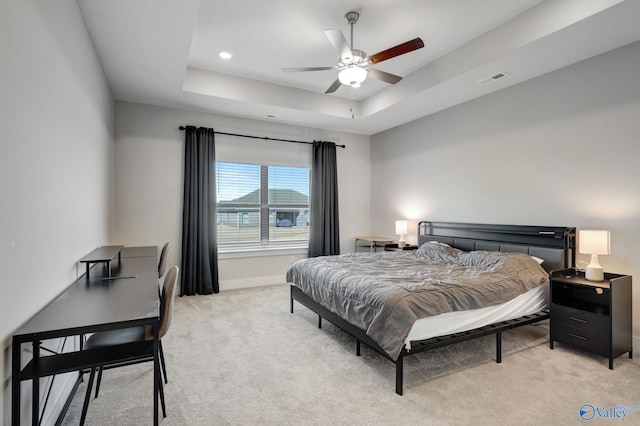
[
  {"x1": 395, "y1": 355, "x2": 404, "y2": 396},
  {"x1": 318, "y1": 315, "x2": 322, "y2": 329},
  {"x1": 496, "y1": 331, "x2": 502, "y2": 364},
  {"x1": 356, "y1": 341, "x2": 361, "y2": 356},
  {"x1": 290, "y1": 287, "x2": 294, "y2": 314}
]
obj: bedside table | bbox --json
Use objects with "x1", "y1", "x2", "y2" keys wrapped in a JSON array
[
  {"x1": 549, "y1": 268, "x2": 632, "y2": 369},
  {"x1": 384, "y1": 243, "x2": 418, "y2": 251}
]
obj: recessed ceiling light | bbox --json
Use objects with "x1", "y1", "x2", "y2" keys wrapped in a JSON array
[{"x1": 219, "y1": 51, "x2": 232, "y2": 60}]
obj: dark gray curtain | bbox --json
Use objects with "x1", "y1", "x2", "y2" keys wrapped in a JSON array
[
  {"x1": 180, "y1": 126, "x2": 219, "y2": 295},
  {"x1": 309, "y1": 141, "x2": 340, "y2": 257}
]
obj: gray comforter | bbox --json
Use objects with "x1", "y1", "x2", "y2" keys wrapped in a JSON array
[{"x1": 286, "y1": 243, "x2": 549, "y2": 360}]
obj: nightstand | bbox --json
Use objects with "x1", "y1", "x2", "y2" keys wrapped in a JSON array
[
  {"x1": 384, "y1": 243, "x2": 418, "y2": 251},
  {"x1": 549, "y1": 268, "x2": 632, "y2": 369}
]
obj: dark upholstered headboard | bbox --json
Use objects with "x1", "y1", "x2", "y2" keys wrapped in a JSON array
[{"x1": 417, "y1": 221, "x2": 576, "y2": 273}]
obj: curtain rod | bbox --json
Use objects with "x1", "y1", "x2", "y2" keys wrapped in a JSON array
[{"x1": 178, "y1": 126, "x2": 346, "y2": 148}]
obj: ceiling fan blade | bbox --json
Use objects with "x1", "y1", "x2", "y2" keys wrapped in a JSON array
[
  {"x1": 367, "y1": 68, "x2": 403, "y2": 85},
  {"x1": 325, "y1": 79, "x2": 342, "y2": 94},
  {"x1": 282, "y1": 66, "x2": 337, "y2": 72},
  {"x1": 368, "y1": 38, "x2": 424, "y2": 64},
  {"x1": 324, "y1": 29, "x2": 352, "y2": 61}
]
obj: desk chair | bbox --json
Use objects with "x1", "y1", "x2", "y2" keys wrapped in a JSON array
[
  {"x1": 156, "y1": 241, "x2": 170, "y2": 382},
  {"x1": 158, "y1": 242, "x2": 170, "y2": 278},
  {"x1": 80, "y1": 265, "x2": 179, "y2": 424}
]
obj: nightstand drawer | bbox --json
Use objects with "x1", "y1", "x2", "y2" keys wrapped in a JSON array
[
  {"x1": 551, "y1": 305, "x2": 609, "y2": 335},
  {"x1": 551, "y1": 324, "x2": 609, "y2": 355}
]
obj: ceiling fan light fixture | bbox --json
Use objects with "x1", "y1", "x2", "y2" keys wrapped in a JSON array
[{"x1": 339, "y1": 66, "x2": 367, "y2": 87}]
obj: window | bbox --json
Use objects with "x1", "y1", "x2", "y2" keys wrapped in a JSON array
[{"x1": 216, "y1": 161, "x2": 310, "y2": 250}]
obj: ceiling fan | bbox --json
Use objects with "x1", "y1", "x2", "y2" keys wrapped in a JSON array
[{"x1": 283, "y1": 11, "x2": 424, "y2": 94}]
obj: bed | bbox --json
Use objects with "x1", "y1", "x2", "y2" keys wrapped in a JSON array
[{"x1": 287, "y1": 221, "x2": 576, "y2": 394}]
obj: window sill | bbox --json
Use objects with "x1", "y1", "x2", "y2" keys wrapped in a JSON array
[{"x1": 218, "y1": 245, "x2": 308, "y2": 259}]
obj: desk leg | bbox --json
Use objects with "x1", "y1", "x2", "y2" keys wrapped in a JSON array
[
  {"x1": 153, "y1": 324, "x2": 159, "y2": 425},
  {"x1": 11, "y1": 340, "x2": 20, "y2": 426},
  {"x1": 32, "y1": 341, "x2": 40, "y2": 426},
  {"x1": 79, "y1": 334, "x2": 84, "y2": 382}
]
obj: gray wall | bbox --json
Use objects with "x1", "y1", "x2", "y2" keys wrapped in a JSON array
[
  {"x1": 114, "y1": 101, "x2": 371, "y2": 290},
  {"x1": 0, "y1": 1, "x2": 114, "y2": 423},
  {"x1": 371, "y1": 41, "x2": 640, "y2": 343}
]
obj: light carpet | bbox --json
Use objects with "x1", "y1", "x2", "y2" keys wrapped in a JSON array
[{"x1": 62, "y1": 284, "x2": 640, "y2": 425}]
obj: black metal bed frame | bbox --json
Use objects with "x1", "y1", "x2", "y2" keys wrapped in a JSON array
[{"x1": 290, "y1": 221, "x2": 576, "y2": 395}]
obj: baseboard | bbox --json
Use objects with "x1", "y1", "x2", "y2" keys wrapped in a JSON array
[{"x1": 220, "y1": 275, "x2": 285, "y2": 291}]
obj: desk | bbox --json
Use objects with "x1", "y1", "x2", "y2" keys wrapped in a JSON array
[
  {"x1": 11, "y1": 246, "x2": 160, "y2": 425},
  {"x1": 355, "y1": 236, "x2": 393, "y2": 252},
  {"x1": 384, "y1": 243, "x2": 418, "y2": 251}
]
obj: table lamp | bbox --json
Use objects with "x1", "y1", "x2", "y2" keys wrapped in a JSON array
[
  {"x1": 578, "y1": 230, "x2": 610, "y2": 282},
  {"x1": 395, "y1": 220, "x2": 408, "y2": 249}
]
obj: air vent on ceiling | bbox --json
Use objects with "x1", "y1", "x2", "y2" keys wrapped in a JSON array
[{"x1": 478, "y1": 72, "x2": 510, "y2": 85}]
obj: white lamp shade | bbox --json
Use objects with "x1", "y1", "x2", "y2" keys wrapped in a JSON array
[
  {"x1": 579, "y1": 230, "x2": 610, "y2": 255},
  {"x1": 395, "y1": 220, "x2": 408, "y2": 236},
  {"x1": 339, "y1": 66, "x2": 367, "y2": 87},
  {"x1": 579, "y1": 230, "x2": 610, "y2": 281}
]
